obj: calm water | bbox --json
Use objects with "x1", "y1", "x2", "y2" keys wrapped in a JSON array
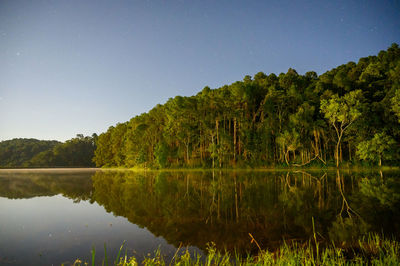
[{"x1": 0, "y1": 169, "x2": 399, "y2": 265}]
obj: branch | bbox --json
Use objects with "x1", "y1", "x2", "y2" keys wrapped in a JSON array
[
  {"x1": 293, "y1": 171, "x2": 327, "y2": 182},
  {"x1": 336, "y1": 173, "x2": 362, "y2": 220},
  {"x1": 342, "y1": 119, "x2": 355, "y2": 133},
  {"x1": 292, "y1": 154, "x2": 326, "y2": 167},
  {"x1": 332, "y1": 122, "x2": 340, "y2": 139}
]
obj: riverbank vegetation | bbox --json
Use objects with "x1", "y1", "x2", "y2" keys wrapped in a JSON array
[
  {"x1": 73, "y1": 234, "x2": 399, "y2": 265},
  {"x1": 93, "y1": 44, "x2": 400, "y2": 169}
]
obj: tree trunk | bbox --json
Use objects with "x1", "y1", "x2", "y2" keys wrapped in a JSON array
[
  {"x1": 234, "y1": 174, "x2": 239, "y2": 223},
  {"x1": 185, "y1": 141, "x2": 189, "y2": 164},
  {"x1": 212, "y1": 135, "x2": 215, "y2": 169},
  {"x1": 233, "y1": 118, "x2": 237, "y2": 162},
  {"x1": 199, "y1": 127, "x2": 203, "y2": 162},
  {"x1": 238, "y1": 121, "x2": 241, "y2": 156},
  {"x1": 349, "y1": 142, "x2": 352, "y2": 161},
  {"x1": 284, "y1": 149, "x2": 290, "y2": 166},
  {"x1": 216, "y1": 119, "x2": 219, "y2": 145},
  {"x1": 335, "y1": 135, "x2": 342, "y2": 168}
]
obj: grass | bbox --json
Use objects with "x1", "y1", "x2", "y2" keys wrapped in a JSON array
[{"x1": 71, "y1": 234, "x2": 399, "y2": 266}]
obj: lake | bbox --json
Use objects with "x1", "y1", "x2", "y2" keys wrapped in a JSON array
[{"x1": 0, "y1": 169, "x2": 399, "y2": 265}]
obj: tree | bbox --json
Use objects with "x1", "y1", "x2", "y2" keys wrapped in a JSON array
[
  {"x1": 155, "y1": 141, "x2": 168, "y2": 168},
  {"x1": 320, "y1": 90, "x2": 364, "y2": 167},
  {"x1": 276, "y1": 130, "x2": 300, "y2": 165},
  {"x1": 392, "y1": 88, "x2": 400, "y2": 122},
  {"x1": 357, "y1": 132, "x2": 396, "y2": 166},
  {"x1": 93, "y1": 130, "x2": 113, "y2": 167},
  {"x1": 30, "y1": 134, "x2": 96, "y2": 167}
]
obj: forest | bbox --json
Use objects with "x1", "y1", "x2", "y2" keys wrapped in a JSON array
[
  {"x1": 1, "y1": 44, "x2": 399, "y2": 169},
  {"x1": 93, "y1": 44, "x2": 400, "y2": 168},
  {"x1": 0, "y1": 134, "x2": 96, "y2": 168}
]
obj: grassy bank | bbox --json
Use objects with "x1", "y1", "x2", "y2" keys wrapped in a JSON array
[{"x1": 72, "y1": 234, "x2": 399, "y2": 266}]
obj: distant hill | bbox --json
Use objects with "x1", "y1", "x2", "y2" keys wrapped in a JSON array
[
  {"x1": 0, "y1": 138, "x2": 60, "y2": 167},
  {"x1": 0, "y1": 134, "x2": 97, "y2": 168}
]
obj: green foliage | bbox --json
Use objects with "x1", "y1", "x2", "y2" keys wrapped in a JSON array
[
  {"x1": 357, "y1": 132, "x2": 396, "y2": 166},
  {"x1": 135, "y1": 148, "x2": 147, "y2": 166},
  {"x1": 392, "y1": 88, "x2": 400, "y2": 122},
  {"x1": 92, "y1": 44, "x2": 400, "y2": 168},
  {"x1": 31, "y1": 134, "x2": 96, "y2": 167},
  {"x1": 0, "y1": 138, "x2": 60, "y2": 167},
  {"x1": 359, "y1": 177, "x2": 400, "y2": 208},
  {"x1": 320, "y1": 90, "x2": 363, "y2": 126},
  {"x1": 155, "y1": 141, "x2": 168, "y2": 168},
  {"x1": 74, "y1": 234, "x2": 400, "y2": 265},
  {"x1": 0, "y1": 135, "x2": 96, "y2": 168},
  {"x1": 328, "y1": 217, "x2": 369, "y2": 243}
]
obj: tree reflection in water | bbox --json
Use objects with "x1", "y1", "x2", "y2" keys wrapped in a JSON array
[
  {"x1": 1, "y1": 169, "x2": 398, "y2": 255},
  {"x1": 90, "y1": 170, "x2": 400, "y2": 254}
]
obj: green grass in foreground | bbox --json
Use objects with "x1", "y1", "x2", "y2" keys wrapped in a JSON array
[{"x1": 71, "y1": 234, "x2": 399, "y2": 266}]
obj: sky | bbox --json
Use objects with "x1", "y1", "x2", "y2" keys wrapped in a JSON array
[{"x1": 0, "y1": 0, "x2": 399, "y2": 142}]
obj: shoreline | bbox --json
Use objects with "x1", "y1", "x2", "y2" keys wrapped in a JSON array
[
  {"x1": 99, "y1": 165, "x2": 400, "y2": 172},
  {"x1": 0, "y1": 166, "x2": 399, "y2": 172},
  {"x1": 0, "y1": 167, "x2": 100, "y2": 173}
]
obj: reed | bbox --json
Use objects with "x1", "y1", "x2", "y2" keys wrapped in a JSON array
[{"x1": 73, "y1": 234, "x2": 399, "y2": 266}]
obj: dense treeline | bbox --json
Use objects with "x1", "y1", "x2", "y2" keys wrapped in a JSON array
[
  {"x1": 0, "y1": 138, "x2": 60, "y2": 167},
  {"x1": 0, "y1": 134, "x2": 97, "y2": 168},
  {"x1": 93, "y1": 43, "x2": 400, "y2": 168}
]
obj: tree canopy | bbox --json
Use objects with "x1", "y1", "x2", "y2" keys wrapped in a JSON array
[
  {"x1": 92, "y1": 44, "x2": 400, "y2": 168},
  {"x1": 0, "y1": 134, "x2": 97, "y2": 168}
]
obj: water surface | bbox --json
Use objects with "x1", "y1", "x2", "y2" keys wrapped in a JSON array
[{"x1": 0, "y1": 169, "x2": 399, "y2": 265}]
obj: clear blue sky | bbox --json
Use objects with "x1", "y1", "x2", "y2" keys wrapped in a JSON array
[{"x1": 1, "y1": 0, "x2": 399, "y2": 141}]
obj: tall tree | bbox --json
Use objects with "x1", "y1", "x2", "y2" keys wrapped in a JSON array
[{"x1": 320, "y1": 90, "x2": 364, "y2": 167}]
